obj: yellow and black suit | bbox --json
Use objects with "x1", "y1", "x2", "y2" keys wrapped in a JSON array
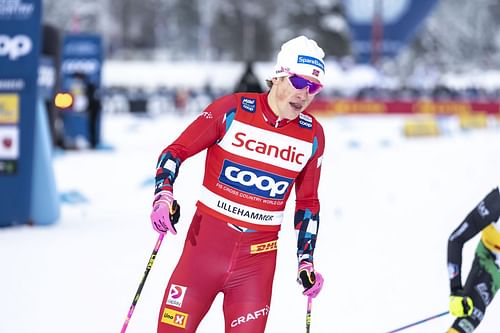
[{"x1": 447, "y1": 187, "x2": 500, "y2": 333}]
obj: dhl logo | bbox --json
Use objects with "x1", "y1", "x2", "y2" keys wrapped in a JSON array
[
  {"x1": 161, "y1": 308, "x2": 189, "y2": 328},
  {"x1": 250, "y1": 240, "x2": 277, "y2": 254}
]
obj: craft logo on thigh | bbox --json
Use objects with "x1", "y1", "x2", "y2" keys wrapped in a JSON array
[
  {"x1": 250, "y1": 240, "x2": 277, "y2": 254},
  {"x1": 166, "y1": 284, "x2": 187, "y2": 308},
  {"x1": 161, "y1": 308, "x2": 189, "y2": 328},
  {"x1": 230, "y1": 305, "x2": 270, "y2": 328}
]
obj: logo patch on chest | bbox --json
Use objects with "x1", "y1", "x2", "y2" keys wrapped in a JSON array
[
  {"x1": 241, "y1": 97, "x2": 256, "y2": 112},
  {"x1": 299, "y1": 113, "x2": 313, "y2": 129}
]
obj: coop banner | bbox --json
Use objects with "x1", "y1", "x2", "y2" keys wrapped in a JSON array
[
  {"x1": 60, "y1": 33, "x2": 102, "y2": 97},
  {"x1": 0, "y1": 0, "x2": 41, "y2": 171},
  {"x1": 0, "y1": 0, "x2": 42, "y2": 224}
]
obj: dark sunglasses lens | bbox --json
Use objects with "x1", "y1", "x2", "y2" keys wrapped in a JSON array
[
  {"x1": 289, "y1": 75, "x2": 308, "y2": 89},
  {"x1": 308, "y1": 83, "x2": 321, "y2": 94},
  {"x1": 289, "y1": 75, "x2": 321, "y2": 94}
]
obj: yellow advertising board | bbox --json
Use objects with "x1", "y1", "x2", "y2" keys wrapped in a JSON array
[{"x1": 0, "y1": 94, "x2": 19, "y2": 124}]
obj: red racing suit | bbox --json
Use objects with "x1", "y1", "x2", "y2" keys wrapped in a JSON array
[{"x1": 154, "y1": 92, "x2": 325, "y2": 332}]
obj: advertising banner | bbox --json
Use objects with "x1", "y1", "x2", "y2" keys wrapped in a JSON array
[
  {"x1": 38, "y1": 56, "x2": 56, "y2": 100},
  {"x1": 61, "y1": 33, "x2": 102, "y2": 90},
  {"x1": 343, "y1": 0, "x2": 439, "y2": 63},
  {"x1": 309, "y1": 99, "x2": 500, "y2": 115},
  {"x1": 59, "y1": 33, "x2": 102, "y2": 145},
  {"x1": 0, "y1": 0, "x2": 41, "y2": 224}
]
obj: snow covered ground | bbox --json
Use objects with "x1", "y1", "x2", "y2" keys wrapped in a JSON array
[{"x1": 1, "y1": 110, "x2": 500, "y2": 333}]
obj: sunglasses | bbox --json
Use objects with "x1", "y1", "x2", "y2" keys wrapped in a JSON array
[{"x1": 287, "y1": 74, "x2": 323, "y2": 95}]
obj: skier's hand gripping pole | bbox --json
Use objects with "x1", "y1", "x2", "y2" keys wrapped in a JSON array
[
  {"x1": 150, "y1": 191, "x2": 180, "y2": 234},
  {"x1": 297, "y1": 261, "x2": 324, "y2": 298},
  {"x1": 449, "y1": 290, "x2": 474, "y2": 317},
  {"x1": 298, "y1": 261, "x2": 322, "y2": 332}
]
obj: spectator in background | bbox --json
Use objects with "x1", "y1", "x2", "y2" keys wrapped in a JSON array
[
  {"x1": 174, "y1": 88, "x2": 190, "y2": 114},
  {"x1": 234, "y1": 61, "x2": 263, "y2": 93},
  {"x1": 73, "y1": 72, "x2": 101, "y2": 149},
  {"x1": 86, "y1": 77, "x2": 101, "y2": 149}
]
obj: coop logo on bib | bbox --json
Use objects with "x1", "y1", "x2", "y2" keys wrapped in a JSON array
[{"x1": 219, "y1": 160, "x2": 291, "y2": 199}]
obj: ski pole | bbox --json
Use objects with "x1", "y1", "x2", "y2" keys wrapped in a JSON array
[
  {"x1": 120, "y1": 233, "x2": 165, "y2": 333},
  {"x1": 305, "y1": 296, "x2": 313, "y2": 333},
  {"x1": 384, "y1": 311, "x2": 449, "y2": 333},
  {"x1": 120, "y1": 201, "x2": 180, "y2": 333}
]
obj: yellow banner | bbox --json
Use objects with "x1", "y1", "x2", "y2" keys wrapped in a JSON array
[{"x1": 0, "y1": 94, "x2": 19, "y2": 124}]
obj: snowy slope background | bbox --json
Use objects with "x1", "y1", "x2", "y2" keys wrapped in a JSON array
[{"x1": 1, "y1": 107, "x2": 500, "y2": 332}]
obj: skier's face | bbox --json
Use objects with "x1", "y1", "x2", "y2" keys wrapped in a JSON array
[{"x1": 270, "y1": 75, "x2": 319, "y2": 120}]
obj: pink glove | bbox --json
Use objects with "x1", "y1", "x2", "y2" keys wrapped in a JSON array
[
  {"x1": 297, "y1": 261, "x2": 324, "y2": 298},
  {"x1": 150, "y1": 191, "x2": 177, "y2": 234}
]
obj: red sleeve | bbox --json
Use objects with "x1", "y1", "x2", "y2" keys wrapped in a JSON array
[
  {"x1": 154, "y1": 94, "x2": 238, "y2": 193},
  {"x1": 294, "y1": 120, "x2": 325, "y2": 214},
  {"x1": 293, "y1": 120, "x2": 325, "y2": 264}
]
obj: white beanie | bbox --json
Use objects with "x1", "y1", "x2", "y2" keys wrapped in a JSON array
[{"x1": 273, "y1": 35, "x2": 326, "y2": 84}]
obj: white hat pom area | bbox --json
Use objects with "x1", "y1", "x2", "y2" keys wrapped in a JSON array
[{"x1": 272, "y1": 35, "x2": 326, "y2": 84}]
